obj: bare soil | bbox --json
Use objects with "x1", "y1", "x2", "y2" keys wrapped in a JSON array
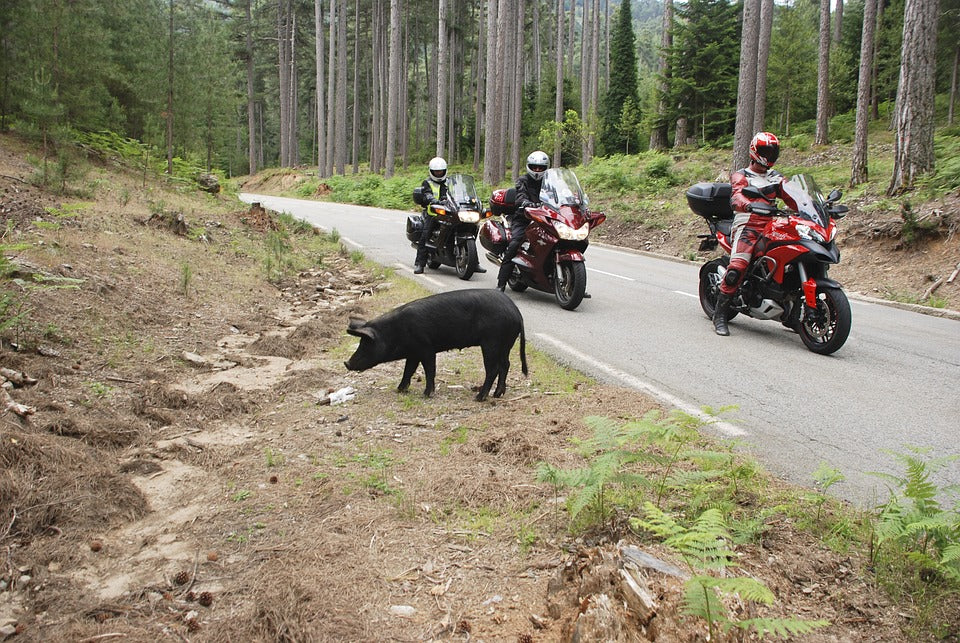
[{"x1": 1, "y1": 133, "x2": 958, "y2": 642}]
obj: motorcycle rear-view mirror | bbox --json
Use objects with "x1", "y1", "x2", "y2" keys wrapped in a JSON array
[
  {"x1": 742, "y1": 186, "x2": 764, "y2": 199},
  {"x1": 827, "y1": 188, "x2": 843, "y2": 203},
  {"x1": 829, "y1": 204, "x2": 849, "y2": 218}
]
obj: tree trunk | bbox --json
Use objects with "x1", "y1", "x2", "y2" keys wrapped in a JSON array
[
  {"x1": 482, "y1": 0, "x2": 499, "y2": 184},
  {"x1": 870, "y1": 0, "x2": 884, "y2": 120},
  {"x1": 833, "y1": 0, "x2": 843, "y2": 44},
  {"x1": 166, "y1": 0, "x2": 174, "y2": 175},
  {"x1": 851, "y1": 0, "x2": 878, "y2": 186},
  {"x1": 512, "y1": 0, "x2": 525, "y2": 181},
  {"x1": 814, "y1": 0, "x2": 830, "y2": 146},
  {"x1": 554, "y1": 0, "x2": 564, "y2": 166},
  {"x1": 315, "y1": 0, "x2": 326, "y2": 177},
  {"x1": 753, "y1": 0, "x2": 773, "y2": 134},
  {"x1": 732, "y1": 0, "x2": 760, "y2": 170},
  {"x1": 335, "y1": 3, "x2": 347, "y2": 173},
  {"x1": 436, "y1": 0, "x2": 447, "y2": 157},
  {"x1": 325, "y1": 0, "x2": 336, "y2": 176},
  {"x1": 532, "y1": 0, "x2": 541, "y2": 92},
  {"x1": 352, "y1": 0, "x2": 360, "y2": 173},
  {"x1": 474, "y1": 0, "x2": 486, "y2": 171},
  {"x1": 498, "y1": 0, "x2": 513, "y2": 181},
  {"x1": 384, "y1": 0, "x2": 400, "y2": 177},
  {"x1": 887, "y1": 0, "x2": 940, "y2": 195},
  {"x1": 649, "y1": 0, "x2": 672, "y2": 150},
  {"x1": 369, "y1": 2, "x2": 381, "y2": 173},
  {"x1": 949, "y1": 44, "x2": 958, "y2": 125},
  {"x1": 580, "y1": 0, "x2": 591, "y2": 162},
  {"x1": 247, "y1": 0, "x2": 257, "y2": 175}
]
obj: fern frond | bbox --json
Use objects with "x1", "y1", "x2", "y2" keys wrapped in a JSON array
[
  {"x1": 682, "y1": 576, "x2": 728, "y2": 624},
  {"x1": 941, "y1": 543, "x2": 960, "y2": 565},
  {"x1": 685, "y1": 449, "x2": 735, "y2": 467},
  {"x1": 634, "y1": 501, "x2": 685, "y2": 540},
  {"x1": 736, "y1": 617, "x2": 831, "y2": 638},
  {"x1": 708, "y1": 576, "x2": 775, "y2": 605},
  {"x1": 580, "y1": 415, "x2": 622, "y2": 453},
  {"x1": 666, "y1": 469, "x2": 723, "y2": 488}
]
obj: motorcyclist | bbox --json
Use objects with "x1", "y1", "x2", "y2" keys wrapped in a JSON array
[
  {"x1": 414, "y1": 157, "x2": 449, "y2": 274},
  {"x1": 714, "y1": 132, "x2": 798, "y2": 336},
  {"x1": 496, "y1": 150, "x2": 548, "y2": 291}
]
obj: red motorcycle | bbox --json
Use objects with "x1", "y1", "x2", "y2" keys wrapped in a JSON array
[
  {"x1": 479, "y1": 168, "x2": 605, "y2": 310},
  {"x1": 687, "y1": 174, "x2": 851, "y2": 354}
]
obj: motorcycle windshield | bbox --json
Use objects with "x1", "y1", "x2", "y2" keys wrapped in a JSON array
[
  {"x1": 783, "y1": 174, "x2": 829, "y2": 227},
  {"x1": 446, "y1": 173, "x2": 482, "y2": 210},
  {"x1": 540, "y1": 168, "x2": 589, "y2": 210}
]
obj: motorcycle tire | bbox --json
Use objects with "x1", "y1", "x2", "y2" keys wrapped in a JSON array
[
  {"x1": 797, "y1": 286, "x2": 851, "y2": 355},
  {"x1": 455, "y1": 240, "x2": 478, "y2": 281},
  {"x1": 698, "y1": 257, "x2": 739, "y2": 321},
  {"x1": 555, "y1": 261, "x2": 587, "y2": 310},
  {"x1": 507, "y1": 265, "x2": 527, "y2": 292}
]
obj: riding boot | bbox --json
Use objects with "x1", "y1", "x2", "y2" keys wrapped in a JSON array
[{"x1": 713, "y1": 293, "x2": 732, "y2": 336}]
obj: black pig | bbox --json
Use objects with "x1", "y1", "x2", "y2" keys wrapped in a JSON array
[{"x1": 344, "y1": 289, "x2": 527, "y2": 401}]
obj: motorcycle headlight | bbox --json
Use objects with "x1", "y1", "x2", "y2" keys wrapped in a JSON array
[
  {"x1": 554, "y1": 221, "x2": 590, "y2": 241},
  {"x1": 795, "y1": 224, "x2": 825, "y2": 243},
  {"x1": 458, "y1": 210, "x2": 480, "y2": 224}
]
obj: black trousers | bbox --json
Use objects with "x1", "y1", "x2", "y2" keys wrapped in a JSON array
[{"x1": 497, "y1": 216, "x2": 529, "y2": 288}]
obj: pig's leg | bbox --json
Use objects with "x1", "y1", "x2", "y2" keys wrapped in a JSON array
[
  {"x1": 398, "y1": 358, "x2": 419, "y2": 392},
  {"x1": 493, "y1": 355, "x2": 511, "y2": 398},
  {"x1": 421, "y1": 354, "x2": 437, "y2": 397},
  {"x1": 476, "y1": 348, "x2": 499, "y2": 401}
]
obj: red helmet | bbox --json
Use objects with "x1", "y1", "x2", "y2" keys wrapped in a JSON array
[{"x1": 749, "y1": 132, "x2": 780, "y2": 169}]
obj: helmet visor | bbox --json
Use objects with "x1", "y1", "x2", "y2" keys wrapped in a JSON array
[
  {"x1": 756, "y1": 144, "x2": 779, "y2": 166},
  {"x1": 529, "y1": 164, "x2": 548, "y2": 174},
  {"x1": 430, "y1": 169, "x2": 446, "y2": 179}
]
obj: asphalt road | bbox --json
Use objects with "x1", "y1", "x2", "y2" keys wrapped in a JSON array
[{"x1": 240, "y1": 192, "x2": 960, "y2": 506}]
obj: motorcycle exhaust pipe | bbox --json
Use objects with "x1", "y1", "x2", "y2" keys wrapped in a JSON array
[{"x1": 485, "y1": 251, "x2": 502, "y2": 266}]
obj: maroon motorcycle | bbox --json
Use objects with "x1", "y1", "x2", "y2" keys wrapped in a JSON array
[{"x1": 479, "y1": 168, "x2": 605, "y2": 310}]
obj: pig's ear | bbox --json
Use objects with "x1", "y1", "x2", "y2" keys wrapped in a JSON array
[{"x1": 347, "y1": 319, "x2": 376, "y2": 340}]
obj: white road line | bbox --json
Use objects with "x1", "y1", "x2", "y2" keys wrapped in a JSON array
[
  {"x1": 588, "y1": 267, "x2": 635, "y2": 281},
  {"x1": 393, "y1": 263, "x2": 445, "y2": 288},
  {"x1": 674, "y1": 290, "x2": 699, "y2": 299},
  {"x1": 534, "y1": 333, "x2": 747, "y2": 437},
  {"x1": 340, "y1": 236, "x2": 363, "y2": 249}
]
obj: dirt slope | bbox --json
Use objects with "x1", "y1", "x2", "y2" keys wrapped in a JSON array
[{"x1": 1, "y1": 134, "x2": 956, "y2": 641}]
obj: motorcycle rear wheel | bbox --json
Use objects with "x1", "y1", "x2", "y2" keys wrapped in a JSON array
[
  {"x1": 555, "y1": 261, "x2": 587, "y2": 310},
  {"x1": 698, "y1": 257, "x2": 739, "y2": 321},
  {"x1": 455, "y1": 240, "x2": 478, "y2": 280},
  {"x1": 798, "y1": 286, "x2": 851, "y2": 355},
  {"x1": 507, "y1": 265, "x2": 528, "y2": 292}
]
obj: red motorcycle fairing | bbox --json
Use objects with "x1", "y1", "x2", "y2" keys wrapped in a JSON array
[{"x1": 557, "y1": 250, "x2": 585, "y2": 262}]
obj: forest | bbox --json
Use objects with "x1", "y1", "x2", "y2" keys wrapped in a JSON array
[{"x1": 0, "y1": 0, "x2": 958, "y2": 190}]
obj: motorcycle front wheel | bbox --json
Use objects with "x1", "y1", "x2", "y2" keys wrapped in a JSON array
[
  {"x1": 798, "y1": 286, "x2": 851, "y2": 355},
  {"x1": 455, "y1": 239, "x2": 478, "y2": 280},
  {"x1": 698, "y1": 257, "x2": 739, "y2": 321},
  {"x1": 555, "y1": 261, "x2": 587, "y2": 310}
]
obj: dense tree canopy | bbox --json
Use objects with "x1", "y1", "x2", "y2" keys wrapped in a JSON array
[{"x1": 0, "y1": 0, "x2": 956, "y2": 185}]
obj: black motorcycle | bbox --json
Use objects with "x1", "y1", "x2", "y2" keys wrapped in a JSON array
[{"x1": 407, "y1": 173, "x2": 490, "y2": 280}]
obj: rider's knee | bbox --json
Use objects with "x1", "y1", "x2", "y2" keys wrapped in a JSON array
[{"x1": 723, "y1": 268, "x2": 741, "y2": 288}]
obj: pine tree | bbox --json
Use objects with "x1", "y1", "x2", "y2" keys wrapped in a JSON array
[
  {"x1": 599, "y1": 0, "x2": 639, "y2": 154},
  {"x1": 666, "y1": 0, "x2": 739, "y2": 145}
]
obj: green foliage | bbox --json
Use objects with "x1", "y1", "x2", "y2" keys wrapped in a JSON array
[
  {"x1": 600, "y1": 0, "x2": 640, "y2": 154},
  {"x1": 534, "y1": 409, "x2": 743, "y2": 531},
  {"x1": 666, "y1": 0, "x2": 740, "y2": 143},
  {"x1": 868, "y1": 447, "x2": 960, "y2": 581},
  {"x1": 634, "y1": 503, "x2": 830, "y2": 639},
  {"x1": 811, "y1": 462, "x2": 846, "y2": 523},
  {"x1": 263, "y1": 230, "x2": 292, "y2": 283},
  {"x1": 899, "y1": 202, "x2": 939, "y2": 246},
  {"x1": 179, "y1": 262, "x2": 192, "y2": 297}
]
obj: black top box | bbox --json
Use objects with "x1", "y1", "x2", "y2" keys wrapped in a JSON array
[{"x1": 686, "y1": 182, "x2": 734, "y2": 220}]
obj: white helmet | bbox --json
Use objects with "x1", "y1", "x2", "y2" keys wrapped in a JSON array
[
  {"x1": 526, "y1": 150, "x2": 549, "y2": 180},
  {"x1": 428, "y1": 157, "x2": 447, "y2": 183}
]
